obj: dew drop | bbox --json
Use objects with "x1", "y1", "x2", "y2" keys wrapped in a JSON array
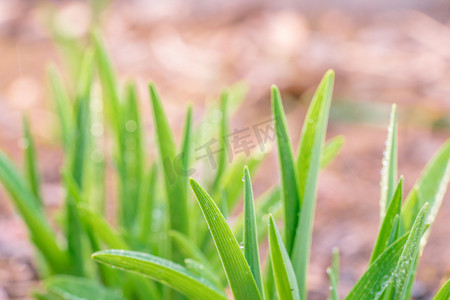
[
  {"x1": 18, "y1": 137, "x2": 29, "y2": 149},
  {"x1": 91, "y1": 122, "x2": 103, "y2": 136},
  {"x1": 125, "y1": 120, "x2": 137, "y2": 132}
]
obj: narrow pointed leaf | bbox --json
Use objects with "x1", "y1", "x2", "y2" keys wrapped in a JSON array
[
  {"x1": 243, "y1": 166, "x2": 263, "y2": 296},
  {"x1": 0, "y1": 152, "x2": 69, "y2": 273},
  {"x1": 387, "y1": 215, "x2": 400, "y2": 246},
  {"x1": 45, "y1": 275, "x2": 125, "y2": 300},
  {"x1": 391, "y1": 203, "x2": 429, "y2": 300},
  {"x1": 76, "y1": 48, "x2": 94, "y2": 101},
  {"x1": 398, "y1": 140, "x2": 450, "y2": 299},
  {"x1": 22, "y1": 116, "x2": 42, "y2": 204},
  {"x1": 180, "y1": 105, "x2": 193, "y2": 196},
  {"x1": 370, "y1": 178, "x2": 403, "y2": 263},
  {"x1": 65, "y1": 92, "x2": 90, "y2": 276},
  {"x1": 232, "y1": 186, "x2": 281, "y2": 241},
  {"x1": 380, "y1": 104, "x2": 398, "y2": 220},
  {"x1": 138, "y1": 165, "x2": 157, "y2": 245},
  {"x1": 93, "y1": 32, "x2": 122, "y2": 143},
  {"x1": 47, "y1": 65, "x2": 73, "y2": 150},
  {"x1": 120, "y1": 83, "x2": 144, "y2": 229},
  {"x1": 346, "y1": 203, "x2": 429, "y2": 300},
  {"x1": 271, "y1": 85, "x2": 300, "y2": 254},
  {"x1": 327, "y1": 247, "x2": 339, "y2": 300},
  {"x1": 433, "y1": 279, "x2": 450, "y2": 300},
  {"x1": 401, "y1": 140, "x2": 450, "y2": 233},
  {"x1": 345, "y1": 232, "x2": 409, "y2": 300},
  {"x1": 189, "y1": 178, "x2": 262, "y2": 300},
  {"x1": 264, "y1": 255, "x2": 276, "y2": 300},
  {"x1": 268, "y1": 215, "x2": 300, "y2": 300},
  {"x1": 150, "y1": 84, "x2": 189, "y2": 236},
  {"x1": 92, "y1": 250, "x2": 227, "y2": 300},
  {"x1": 213, "y1": 91, "x2": 229, "y2": 193},
  {"x1": 292, "y1": 70, "x2": 335, "y2": 298}
]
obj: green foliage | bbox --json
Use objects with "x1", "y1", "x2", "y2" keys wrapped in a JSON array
[
  {"x1": 43, "y1": 275, "x2": 125, "y2": 300},
  {"x1": 92, "y1": 250, "x2": 227, "y2": 300},
  {"x1": 370, "y1": 178, "x2": 403, "y2": 263},
  {"x1": 271, "y1": 86, "x2": 299, "y2": 255},
  {"x1": 149, "y1": 83, "x2": 190, "y2": 239},
  {"x1": 189, "y1": 178, "x2": 262, "y2": 300},
  {"x1": 268, "y1": 215, "x2": 300, "y2": 300},
  {"x1": 292, "y1": 70, "x2": 334, "y2": 299},
  {"x1": 380, "y1": 104, "x2": 398, "y2": 220},
  {"x1": 327, "y1": 248, "x2": 340, "y2": 300},
  {"x1": 433, "y1": 279, "x2": 450, "y2": 300},
  {"x1": 0, "y1": 24, "x2": 448, "y2": 300},
  {"x1": 243, "y1": 166, "x2": 264, "y2": 296}
]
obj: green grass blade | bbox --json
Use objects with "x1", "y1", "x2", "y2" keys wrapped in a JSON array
[
  {"x1": 70, "y1": 78, "x2": 90, "y2": 188},
  {"x1": 243, "y1": 166, "x2": 264, "y2": 296},
  {"x1": 264, "y1": 256, "x2": 276, "y2": 300},
  {"x1": 327, "y1": 247, "x2": 340, "y2": 300},
  {"x1": 180, "y1": 105, "x2": 193, "y2": 190},
  {"x1": 401, "y1": 140, "x2": 450, "y2": 233},
  {"x1": 387, "y1": 215, "x2": 400, "y2": 246},
  {"x1": 189, "y1": 178, "x2": 262, "y2": 300},
  {"x1": 0, "y1": 152, "x2": 70, "y2": 273},
  {"x1": 268, "y1": 215, "x2": 301, "y2": 300},
  {"x1": 78, "y1": 205, "x2": 129, "y2": 249},
  {"x1": 92, "y1": 250, "x2": 227, "y2": 300},
  {"x1": 47, "y1": 65, "x2": 73, "y2": 150},
  {"x1": 380, "y1": 104, "x2": 398, "y2": 221},
  {"x1": 76, "y1": 48, "x2": 94, "y2": 101},
  {"x1": 433, "y1": 279, "x2": 450, "y2": 300},
  {"x1": 213, "y1": 91, "x2": 229, "y2": 193},
  {"x1": 370, "y1": 178, "x2": 403, "y2": 263},
  {"x1": 138, "y1": 165, "x2": 157, "y2": 245},
  {"x1": 62, "y1": 173, "x2": 120, "y2": 284},
  {"x1": 65, "y1": 92, "x2": 90, "y2": 276},
  {"x1": 93, "y1": 32, "x2": 122, "y2": 141},
  {"x1": 346, "y1": 203, "x2": 428, "y2": 300},
  {"x1": 391, "y1": 203, "x2": 429, "y2": 300},
  {"x1": 398, "y1": 140, "x2": 449, "y2": 299},
  {"x1": 22, "y1": 116, "x2": 42, "y2": 204},
  {"x1": 320, "y1": 135, "x2": 345, "y2": 169},
  {"x1": 345, "y1": 232, "x2": 409, "y2": 300},
  {"x1": 149, "y1": 83, "x2": 189, "y2": 237},
  {"x1": 170, "y1": 230, "x2": 212, "y2": 272},
  {"x1": 292, "y1": 70, "x2": 334, "y2": 298},
  {"x1": 120, "y1": 83, "x2": 144, "y2": 229},
  {"x1": 232, "y1": 186, "x2": 281, "y2": 241},
  {"x1": 45, "y1": 275, "x2": 125, "y2": 300},
  {"x1": 180, "y1": 105, "x2": 193, "y2": 243},
  {"x1": 271, "y1": 85, "x2": 300, "y2": 254}
]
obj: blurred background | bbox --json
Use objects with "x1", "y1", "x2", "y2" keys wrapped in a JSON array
[{"x1": 0, "y1": 0, "x2": 449, "y2": 299}]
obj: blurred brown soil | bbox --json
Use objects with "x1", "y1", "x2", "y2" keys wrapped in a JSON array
[{"x1": 0, "y1": 1, "x2": 449, "y2": 299}]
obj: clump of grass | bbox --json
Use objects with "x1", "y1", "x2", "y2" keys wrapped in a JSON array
[
  {"x1": 0, "y1": 31, "x2": 449, "y2": 300},
  {"x1": 92, "y1": 71, "x2": 450, "y2": 300}
]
